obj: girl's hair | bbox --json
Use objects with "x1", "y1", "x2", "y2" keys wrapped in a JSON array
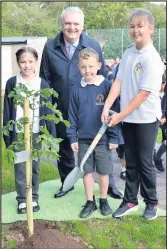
[
  {"x1": 16, "y1": 47, "x2": 38, "y2": 63},
  {"x1": 60, "y1": 6, "x2": 84, "y2": 26},
  {"x1": 79, "y1": 47, "x2": 99, "y2": 61},
  {"x1": 128, "y1": 8, "x2": 154, "y2": 26}
]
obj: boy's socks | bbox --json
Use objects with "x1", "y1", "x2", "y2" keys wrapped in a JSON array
[
  {"x1": 120, "y1": 159, "x2": 126, "y2": 180},
  {"x1": 120, "y1": 171, "x2": 126, "y2": 180},
  {"x1": 121, "y1": 159, "x2": 126, "y2": 171},
  {"x1": 121, "y1": 168, "x2": 126, "y2": 172}
]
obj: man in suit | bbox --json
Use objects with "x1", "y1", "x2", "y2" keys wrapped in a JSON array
[{"x1": 40, "y1": 6, "x2": 123, "y2": 199}]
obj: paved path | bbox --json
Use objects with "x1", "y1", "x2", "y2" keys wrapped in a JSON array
[{"x1": 111, "y1": 143, "x2": 166, "y2": 209}]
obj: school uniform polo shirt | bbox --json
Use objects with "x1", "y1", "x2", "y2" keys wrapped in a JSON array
[
  {"x1": 116, "y1": 43, "x2": 164, "y2": 123},
  {"x1": 15, "y1": 73, "x2": 40, "y2": 133}
]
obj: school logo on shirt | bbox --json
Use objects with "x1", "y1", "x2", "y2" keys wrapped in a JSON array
[
  {"x1": 134, "y1": 62, "x2": 142, "y2": 75},
  {"x1": 96, "y1": 94, "x2": 104, "y2": 105}
]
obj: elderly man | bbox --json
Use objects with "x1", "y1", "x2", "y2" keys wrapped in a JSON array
[{"x1": 40, "y1": 6, "x2": 123, "y2": 199}]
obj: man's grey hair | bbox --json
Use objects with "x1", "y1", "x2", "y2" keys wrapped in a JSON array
[
  {"x1": 128, "y1": 8, "x2": 154, "y2": 26},
  {"x1": 60, "y1": 6, "x2": 84, "y2": 26}
]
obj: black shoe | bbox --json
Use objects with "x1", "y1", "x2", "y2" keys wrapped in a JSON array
[
  {"x1": 54, "y1": 186, "x2": 74, "y2": 198},
  {"x1": 107, "y1": 186, "x2": 123, "y2": 199},
  {"x1": 142, "y1": 203, "x2": 158, "y2": 220},
  {"x1": 112, "y1": 201, "x2": 139, "y2": 218},
  {"x1": 33, "y1": 202, "x2": 40, "y2": 212},
  {"x1": 99, "y1": 198, "x2": 113, "y2": 216},
  {"x1": 17, "y1": 202, "x2": 26, "y2": 214},
  {"x1": 79, "y1": 196, "x2": 97, "y2": 218},
  {"x1": 154, "y1": 157, "x2": 165, "y2": 173},
  {"x1": 120, "y1": 171, "x2": 126, "y2": 180}
]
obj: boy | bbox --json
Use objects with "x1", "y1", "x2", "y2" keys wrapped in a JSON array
[
  {"x1": 67, "y1": 47, "x2": 119, "y2": 218},
  {"x1": 101, "y1": 8, "x2": 164, "y2": 220}
]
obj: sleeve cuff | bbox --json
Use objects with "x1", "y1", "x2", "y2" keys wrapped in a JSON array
[
  {"x1": 108, "y1": 137, "x2": 119, "y2": 144},
  {"x1": 70, "y1": 137, "x2": 78, "y2": 144}
]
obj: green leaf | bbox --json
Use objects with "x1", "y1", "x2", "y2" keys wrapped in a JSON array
[
  {"x1": 16, "y1": 123, "x2": 23, "y2": 131},
  {"x1": 8, "y1": 124, "x2": 13, "y2": 131},
  {"x1": 40, "y1": 126, "x2": 50, "y2": 136},
  {"x1": 62, "y1": 120, "x2": 70, "y2": 127},
  {"x1": 3, "y1": 129, "x2": 9, "y2": 136},
  {"x1": 3, "y1": 148, "x2": 16, "y2": 164}
]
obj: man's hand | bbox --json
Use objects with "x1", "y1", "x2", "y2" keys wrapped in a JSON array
[
  {"x1": 71, "y1": 142, "x2": 79, "y2": 152},
  {"x1": 107, "y1": 113, "x2": 122, "y2": 127},
  {"x1": 109, "y1": 143, "x2": 118, "y2": 149}
]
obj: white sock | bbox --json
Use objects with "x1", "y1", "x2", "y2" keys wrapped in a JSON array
[
  {"x1": 19, "y1": 203, "x2": 26, "y2": 209},
  {"x1": 32, "y1": 201, "x2": 38, "y2": 207}
]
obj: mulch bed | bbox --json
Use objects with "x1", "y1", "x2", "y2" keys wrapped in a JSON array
[{"x1": 6, "y1": 220, "x2": 87, "y2": 249}]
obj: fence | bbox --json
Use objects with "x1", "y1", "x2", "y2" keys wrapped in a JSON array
[{"x1": 86, "y1": 28, "x2": 166, "y2": 59}]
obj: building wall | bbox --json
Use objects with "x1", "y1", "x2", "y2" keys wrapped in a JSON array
[{"x1": 1, "y1": 46, "x2": 13, "y2": 91}]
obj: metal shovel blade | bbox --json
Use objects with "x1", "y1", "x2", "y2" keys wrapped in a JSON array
[{"x1": 62, "y1": 166, "x2": 84, "y2": 192}]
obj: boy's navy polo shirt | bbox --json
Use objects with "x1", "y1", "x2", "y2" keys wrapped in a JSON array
[{"x1": 67, "y1": 77, "x2": 119, "y2": 145}]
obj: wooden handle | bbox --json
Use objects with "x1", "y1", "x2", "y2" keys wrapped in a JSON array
[
  {"x1": 90, "y1": 134, "x2": 102, "y2": 148},
  {"x1": 24, "y1": 99, "x2": 33, "y2": 237}
]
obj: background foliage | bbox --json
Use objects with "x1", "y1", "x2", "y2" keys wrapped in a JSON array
[{"x1": 2, "y1": 2, "x2": 166, "y2": 59}]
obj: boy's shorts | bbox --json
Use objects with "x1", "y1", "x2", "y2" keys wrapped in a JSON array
[{"x1": 78, "y1": 143, "x2": 113, "y2": 175}]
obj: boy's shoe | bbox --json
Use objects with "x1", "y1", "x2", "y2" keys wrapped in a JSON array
[
  {"x1": 142, "y1": 204, "x2": 158, "y2": 220},
  {"x1": 79, "y1": 196, "x2": 97, "y2": 218},
  {"x1": 120, "y1": 171, "x2": 126, "y2": 180},
  {"x1": 17, "y1": 202, "x2": 27, "y2": 214},
  {"x1": 112, "y1": 201, "x2": 139, "y2": 218},
  {"x1": 154, "y1": 158, "x2": 165, "y2": 173},
  {"x1": 99, "y1": 198, "x2": 113, "y2": 216},
  {"x1": 32, "y1": 201, "x2": 40, "y2": 212}
]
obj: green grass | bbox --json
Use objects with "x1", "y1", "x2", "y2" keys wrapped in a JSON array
[
  {"x1": 58, "y1": 218, "x2": 166, "y2": 249},
  {"x1": 156, "y1": 128, "x2": 162, "y2": 143},
  {"x1": 2, "y1": 132, "x2": 166, "y2": 249}
]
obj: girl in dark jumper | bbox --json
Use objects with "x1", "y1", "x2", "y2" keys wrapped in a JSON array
[{"x1": 3, "y1": 47, "x2": 56, "y2": 214}]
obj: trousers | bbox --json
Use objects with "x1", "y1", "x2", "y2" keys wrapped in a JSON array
[{"x1": 122, "y1": 121, "x2": 158, "y2": 205}]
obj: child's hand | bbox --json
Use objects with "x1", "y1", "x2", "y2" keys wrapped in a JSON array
[
  {"x1": 71, "y1": 142, "x2": 79, "y2": 152},
  {"x1": 101, "y1": 108, "x2": 110, "y2": 123},
  {"x1": 109, "y1": 143, "x2": 118, "y2": 149},
  {"x1": 107, "y1": 113, "x2": 122, "y2": 127}
]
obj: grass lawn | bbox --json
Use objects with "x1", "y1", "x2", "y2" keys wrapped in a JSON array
[
  {"x1": 156, "y1": 128, "x2": 162, "y2": 143},
  {"x1": 2, "y1": 129, "x2": 166, "y2": 249}
]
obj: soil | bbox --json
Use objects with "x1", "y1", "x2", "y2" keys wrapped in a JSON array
[{"x1": 6, "y1": 220, "x2": 87, "y2": 249}]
